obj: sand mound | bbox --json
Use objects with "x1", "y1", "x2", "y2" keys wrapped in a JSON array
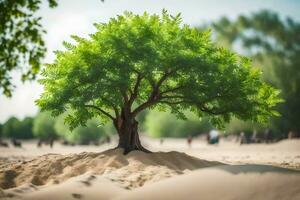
[
  {"x1": 3, "y1": 164, "x2": 300, "y2": 200},
  {"x1": 3, "y1": 173, "x2": 127, "y2": 200},
  {"x1": 116, "y1": 164, "x2": 300, "y2": 200},
  {"x1": 0, "y1": 148, "x2": 222, "y2": 190}
]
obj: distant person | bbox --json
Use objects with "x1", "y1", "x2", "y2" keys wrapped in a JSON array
[
  {"x1": 208, "y1": 130, "x2": 219, "y2": 144},
  {"x1": 61, "y1": 140, "x2": 69, "y2": 146},
  {"x1": 11, "y1": 138, "x2": 22, "y2": 148},
  {"x1": 37, "y1": 139, "x2": 42, "y2": 147},
  {"x1": 264, "y1": 129, "x2": 273, "y2": 143},
  {"x1": 251, "y1": 130, "x2": 257, "y2": 143},
  {"x1": 0, "y1": 139, "x2": 8, "y2": 147},
  {"x1": 288, "y1": 131, "x2": 297, "y2": 139},
  {"x1": 160, "y1": 138, "x2": 164, "y2": 145},
  {"x1": 49, "y1": 138, "x2": 54, "y2": 148},
  {"x1": 240, "y1": 132, "x2": 247, "y2": 145},
  {"x1": 106, "y1": 135, "x2": 111, "y2": 144},
  {"x1": 93, "y1": 140, "x2": 100, "y2": 146},
  {"x1": 206, "y1": 133, "x2": 210, "y2": 143},
  {"x1": 187, "y1": 135, "x2": 192, "y2": 148}
]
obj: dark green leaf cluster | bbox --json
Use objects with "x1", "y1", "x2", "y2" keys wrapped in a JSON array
[
  {"x1": 54, "y1": 114, "x2": 108, "y2": 145},
  {"x1": 33, "y1": 112, "x2": 57, "y2": 139},
  {"x1": 2, "y1": 116, "x2": 34, "y2": 139},
  {"x1": 37, "y1": 11, "x2": 281, "y2": 130},
  {"x1": 0, "y1": 0, "x2": 57, "y2": 96}
]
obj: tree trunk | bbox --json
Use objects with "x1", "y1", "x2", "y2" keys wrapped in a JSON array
[{"x1": 115, "y1": 117, "x2": 151, "y2": 154}]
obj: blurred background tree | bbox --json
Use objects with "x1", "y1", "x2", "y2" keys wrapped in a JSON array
[
  {"x1": 225, "y1": 118, "x2": 266, "y2": 136},
  {"x1": 211, "y1": 10, "x2": 300, "y2": 136},
  {"x1": 19, "y1": 117, "x2": 34, "y2": 139},
  {"x1": 54, "y1": 114, "x2": 110, "y2": 145},
  {"x1": 2, "y1": 117, "x2": 20, "y2": 138},
  {"x1": 33, "y1": 112, "x2": 57, "y2": 140},
  {"x1": 145, "y1": 109, "x2": 212, "y2": 138},
  {"x1": 0, "y1": 0, "x2": 57, "y2": 97},
  {"x1": 0, "y1": 123, "x2": 2, "y2": 138},
  {"x1": 2, "y1": 116, "x2": 34, "y2": 139}
]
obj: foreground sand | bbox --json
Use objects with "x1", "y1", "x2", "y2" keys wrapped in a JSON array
[
  {"x1": 1, "y1": 138, "x2": 300, "y2": 199},
  {"x1": 117, "y1": 165, "x2": 300, "y2": 200}
]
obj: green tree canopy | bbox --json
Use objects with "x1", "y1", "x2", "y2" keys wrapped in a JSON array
[
  {"x1": 2, "y1": 116, "x2": 34, "y2": 139},
  {"x1": 33, "y1": 112, "x2": 57, "y2": 140},
  {"x1": 37, "y1": 11, "x2": 281, "y2": 153},
  {"x1": 21, "y1": 117, "x2": 34, "y2": 139},
  {"x1": 0, "y1": 0, "x2": 57, "y2": 96},
  {"x1": 2, "y1": 117, "x2": 19, "y2": 138},
  {"x1": 54, "y1": 114, "x2": 108, "y2": 145},
  {"x1": 212, "y1": 10, "x2": 300, "y2": 133}
]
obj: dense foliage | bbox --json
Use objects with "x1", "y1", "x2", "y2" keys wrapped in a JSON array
[
  {"x1": 33, "y1": 112, "x2": 57, "y2": 139},
  {"x1": 225, "y1": 118, "x2": 266, "y2": 135},
  {"x1": 54, "y1": 114, "x2": 108, "y2": 144},
  {"x1": 0, "y1": 0, "x2": 57, "y2": 96},
  {"x1": 145, "y1": 110, "x2": 212, "y2": 137},
  {"x1": 212, "y1": 10, "x2": 300, "y2": 134},
  {"x1": 36, "y1": 11, "x2": 280, "y2": 151},
  {"x1": 2, "y1": 116, "x2": 34, "y2": 139}
]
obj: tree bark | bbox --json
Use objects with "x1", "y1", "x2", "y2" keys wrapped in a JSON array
[{"x1": 115, "y1": 117, "x2": 151, "y2": 154}]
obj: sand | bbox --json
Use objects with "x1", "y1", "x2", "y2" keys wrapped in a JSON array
[
  {"x1": 3, "y1": 174, "x2": 127, "y2": 200},
  {"x1": 117, "y1": 165, "x2": 300, "y2": 200},
  {"x1": 1, "y1": 138, "x2": 300, "y2": 200},
  {"x1": 0, "y1": 149, "x2": 221, "y2": 190}
]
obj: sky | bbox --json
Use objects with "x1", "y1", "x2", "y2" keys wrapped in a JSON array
[{"x1": 1, "y1": 0, "x2": 300, "y2": 123}]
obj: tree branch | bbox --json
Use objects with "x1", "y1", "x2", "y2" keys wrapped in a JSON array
[
  {"x1": 158, "y1": 100, "x2": 187, "y2": 105},
  {"x1": 121, "y1": 89, "x2": 129, "y2": 104},
  {"x1": 160, "y1": 85, "x2": 185, "y2": 95},
  {"x1": 84, "y1": 104, "x2": 115, "y2": 120},
  {"x1": 155, "y1": 68, "x2": 178, "y2": 90},
  {"x1": 131, "y1": 100, "x2": 157, "y2": 117},
  {"x1": 131, "y1": 69, "x2": 180, "y2": 117},
  {"x1": 128, "y1": 73, "x2": 143, "y2": 106},
  {"x1": 161, "y1": 94, "x2": 185, "y2": 99},
  {"x1": 199, "y1": 106, "x2": 232, "y2": 115}
]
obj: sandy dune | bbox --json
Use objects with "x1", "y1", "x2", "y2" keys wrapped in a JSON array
[
  {"x1": 117, "y1": 165, "x2": 300, "y2": 200},
  {"x1": 3, "y1": 173, "x2": 127, "y2": 200},
  {"x1": 0, "y1": 148, "x2": 221, "y2": 190},
  {"x1": 1, "y1": 139, "x2": 300, "y2": 200}
]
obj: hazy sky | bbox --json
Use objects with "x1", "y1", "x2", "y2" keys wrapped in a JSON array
[{"x1": 1, "y1": 0, "x2": 300, "y2": 123}]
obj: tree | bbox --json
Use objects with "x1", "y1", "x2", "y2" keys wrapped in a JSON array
[
  {"x1": 0, "y1": 0, "x2": 57, "y2": 96},
  {"x1": 225, "y1": 118, "x2": 266, "y2": 135},
  {"x1": 20, "y1": 117, "x2": 34, "y2": 139},
  {"x1": 2, "y1": 116, "x2": 34, "y2": 139},
  {"x1": 212, "y1": 10, "x2": 300, "y2": 134},
  {"x1": 3, "y1": 117, "x2": 20, "y2": 138},
  {"x1": 33, "y1": 112, "x2": 57, "y2": 140},
  {"x1": 55, "y1": 114, "x2": 107, "y2": 145},
  {"x1": 37, "y1": 11, "x2": 281, "y2": 153},
  {"x1": 145, "y1": 110, "x2": 212, "y2": 138}
]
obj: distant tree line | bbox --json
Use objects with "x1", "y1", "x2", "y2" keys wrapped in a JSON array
[
  {"x1": 0, "y1": 110, "x2": 213, "y2": 142},
  {"x1": 0, "y1": 112, "x2": 112, "y2": 145}
]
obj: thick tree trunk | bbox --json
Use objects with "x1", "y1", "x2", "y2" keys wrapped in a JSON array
[{"x1": 115, "y1": 117, "x2": 151, "y2": 154}]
